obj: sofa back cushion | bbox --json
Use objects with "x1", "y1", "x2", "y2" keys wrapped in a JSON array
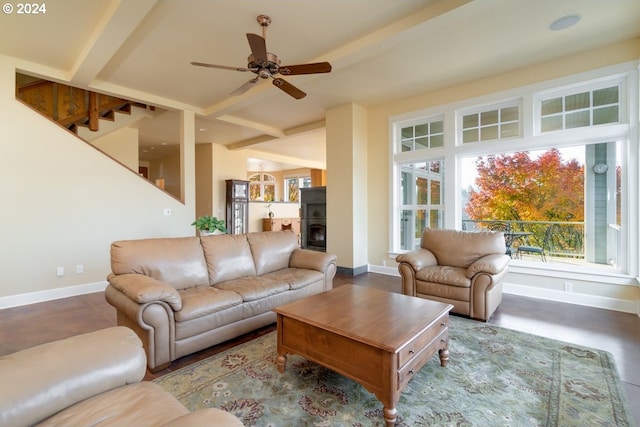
[
  {"x1": 247, "y1": 230, "x2": 298, "y2": 275},
  {"x1": 200, "y1": 234, "x2": 257, "y2": 285},
  {"x1": 420, "y1": 228, "x2": 506, "y2": 268},
  {"x1": 111, "y1": 237, "x2": 209, "y2": 290}
]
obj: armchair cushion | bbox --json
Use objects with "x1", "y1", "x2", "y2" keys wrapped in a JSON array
[
  {"x1": 416, "y1": 265, "x2": 470, "y2": 287},
  {"x1": 420, "y1": 228, "x2": 506, "y2": 268}
]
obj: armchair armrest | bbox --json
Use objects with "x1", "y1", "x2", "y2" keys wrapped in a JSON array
[
  {"x1": 108, "y1": 273, "x2": 182, "y2": 311},
  {"x1": 395, "y1": 249, "x2": 438, "y2": 271},
  {"x1": 289, "y1": 248, "x2": 337, "y2": 273},
  {"x1": 465, "y1": 254, "x2": 510, "y2": 279},
  {"x1": 0, "y1": 327, "x2": 145, "y2": 427}
]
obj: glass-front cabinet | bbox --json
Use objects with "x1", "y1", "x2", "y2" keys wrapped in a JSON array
[{"x1": 225, "y1": 179, "x2": 249, "y2": 234}]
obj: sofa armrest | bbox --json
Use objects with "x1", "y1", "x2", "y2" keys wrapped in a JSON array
[
  {"x1": 108, "y1": 273, "x2": 182, "y2": 311},
  {"x1": 289, "y1": 248, "x2": 337, "y2": 273},
  {"x1": 465, "y1": 254, "x2": 510, "y2": 279},
  {"x1": 395, "y1": 249, "x2": 438, "y2": 271},
  {"x1": 161, "y1": 408, "x2": 244, "y2": 427},
  {"x1": 0, "y1": 327, "x2": 145, "y2": 427}
]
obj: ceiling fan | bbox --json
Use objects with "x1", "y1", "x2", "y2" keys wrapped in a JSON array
[{"x1": 191, "y1": 15, "x2": 331, "y2": 99}]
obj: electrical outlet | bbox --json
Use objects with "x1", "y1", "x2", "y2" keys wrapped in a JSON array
[
  {"x1": 564, "y1": 282, "x2": 573, "y2": 292},
  {"x1": 56, "y1": 266, "x2": 64, "y2": 277},
  {"x1": 76, "y1": 264, "x2": 84, "y2": 274},
  {"x1": 163, "y1": 208, "x2": 172, "y2": 216}
]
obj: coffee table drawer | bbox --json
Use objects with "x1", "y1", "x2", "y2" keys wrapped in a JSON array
[
  {"x1": 397, "y1": 313, "x2": 448, "y2": 367},
  {"x1": 397, "y1": 329, "x2": 448, "y2": 390}
]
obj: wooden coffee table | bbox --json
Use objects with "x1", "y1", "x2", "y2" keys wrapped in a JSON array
[{"x1": 274, "y1": 284, "x2": 453, "y2": 426}]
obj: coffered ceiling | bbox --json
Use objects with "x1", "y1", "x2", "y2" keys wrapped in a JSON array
[{"x1": 1, "y1": 0, "x2": 638, "y2": 169}]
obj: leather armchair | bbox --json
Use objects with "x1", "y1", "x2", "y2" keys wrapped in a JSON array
[
  {"x1": 396, "y1": 228, "x2": 510, "y2": 321},
  {"x1": 0, "y1": 327, "x2": 243, "y2": 427}
]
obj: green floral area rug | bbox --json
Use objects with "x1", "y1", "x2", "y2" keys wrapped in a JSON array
[{"x1": 154, "y1": 316, "x2": 634, "y2": 426}]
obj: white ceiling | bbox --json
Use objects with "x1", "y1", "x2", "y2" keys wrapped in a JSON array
[{"x1": 2, "y1": 0, "x2": 639, "y2": 170}]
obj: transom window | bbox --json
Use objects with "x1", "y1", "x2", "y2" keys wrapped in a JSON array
[
  {"x1": 461, "y1": 104, "x2": 520, "y2": 143},
  {"x1": 400, "y1": 118, "x2": 444, "y2": 152},
  {"x1": 249, "y1": 173, "x2": 276, "y2": 201},
  {"x1": 540, "y1": 85, "x2": 619, "y2": 132}
]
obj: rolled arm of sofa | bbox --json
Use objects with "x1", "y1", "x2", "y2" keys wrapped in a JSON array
[
  {"x1": 290, "y1": 249, "x2": 337, "y2": 273},
  {"x1": 0, "y1": 327, "x2": 145, "y2": 427},
  {"x1": 465, "y1": 253, "x2": 510, "y2": 279},
  {"x1": 395, "y1": 249, "x2": 438, "y2": 271},
  {"x1": 108, "y1": 273, "x2": 182, "y2": 311}
]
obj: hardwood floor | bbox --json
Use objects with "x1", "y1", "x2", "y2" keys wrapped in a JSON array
[{"x1": 1, "y1": 272, "x2": 638, "y2": 423}]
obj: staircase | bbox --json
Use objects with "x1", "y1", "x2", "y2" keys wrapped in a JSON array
[{"x1": 15, "y1": 74, "x2": 156, "y2": 140}]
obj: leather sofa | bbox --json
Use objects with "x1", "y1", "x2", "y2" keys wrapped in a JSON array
[
  {"x1": 106, "y1": 230, "x2": 337, "y2": 371},
  {"x1": 396, "y1": 228, "x2": 510, "y2": 321},
  {"x1": 0, "y1": 327, "x2": 243, "y2": 427}
]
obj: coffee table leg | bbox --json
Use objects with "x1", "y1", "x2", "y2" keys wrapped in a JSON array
[
  {"x1": 383, "y1": 406, "x2": 397, "y2": 427},
  {"x1": 439, "y1": 348, "x2": 449, "y2": 367},
  {"x1": 276, "y1": 353, "x2": 287, "y2": 373}
]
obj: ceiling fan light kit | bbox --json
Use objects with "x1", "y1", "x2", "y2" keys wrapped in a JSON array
[{"x1": 191, "y1": 14, "x2": 331, "y2": 99}]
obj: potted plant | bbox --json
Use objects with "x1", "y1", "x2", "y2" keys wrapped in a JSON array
[{"x1": 191, "y1": 215, "x2": 227, "y2": 236}]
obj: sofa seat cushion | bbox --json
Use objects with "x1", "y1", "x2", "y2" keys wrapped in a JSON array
[
  {"x1": 415, "y1": 265, "x2": 471, "y2": 288},
  {"x1": 175, "y1": 287, "x2": 243, "y2": 322},
  {"x1": 214, "y1": 276, "x2": 289, "y2": 302},
  {"x1": 36, "y1": 382, "x2": 189, "y2": 427},
  {"x1": 262, "y1": 268, "x2": 324, "y2": 290}
]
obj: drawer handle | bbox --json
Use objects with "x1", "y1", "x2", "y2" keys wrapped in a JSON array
[
  {"x1": 409, "y1": 369, "x2": 415, "y2": 375},
  {"x1": 408, "y1": 349, "x2": 415, "y2": 355},
  {"x1": 441, "y1": 339, "x2": 446, "y2": 344},
  {"x1": 441, "y1": 322, "x2": 447, "y2": 327}
]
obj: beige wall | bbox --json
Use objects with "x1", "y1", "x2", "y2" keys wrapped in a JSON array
[
  {"x1": 0, "y1": 53, "x2": 196, "y2": 305},
  {"x1": 90, "y1": 127, "x2": 139, "y2": 172},
  {"x1": 195, "y1": 143, "x2": 213, "y2": 221}
]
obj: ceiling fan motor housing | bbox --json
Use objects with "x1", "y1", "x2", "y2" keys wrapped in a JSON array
[{"x1": 248, "y1": 53, "x2": 281, "y2": 77}]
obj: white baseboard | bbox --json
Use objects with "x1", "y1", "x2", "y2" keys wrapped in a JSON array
[
  {"x1": 503, "y1": 282, "x2": 638, "y2": 314},
  {"x1": 0, "y1": 281, "x2": 108, "y2": 310},
  {"x1": 367, "y1": 264, "x2": 638, "y2": 315}
]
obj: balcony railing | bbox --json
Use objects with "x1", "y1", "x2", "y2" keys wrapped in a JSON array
[{"x1": 462, "y1": 219, "x2": 585, "y2": 261}]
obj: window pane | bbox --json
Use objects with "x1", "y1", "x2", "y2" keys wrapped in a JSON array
[
  {"x1": 481, "y1": 110, "x2": 498, "y2": 126},
  {"x1": 541, "y1": 98, "x2": 562, "y2": 115},
  {"x1": 416, "y1": 177, "x2": 428, "y2": 204},
  {"x1": 463, "y1": 128, "x2": 478, "y2": 143},
  {"x1": 463, "y1": 114, "x2": 478, "y2": 128},
  {"x1": 249, "y1": 183, "x2": 260, "y2": 200},
  {"x1": 264, "y1": 174, "x2": 275, "y2": 182},
  {"x1": 541, "y1": 115, "x2": 562, "y2": 132},
  {"x1": 415, "y1": 124, "x2": 428, "y2": 137},
  {"x1": 593, "y1": 106, "x2": 618, "y2": 125},
  {"x1": 501, "y1": 106, "x2": 519, "y2": 122},
  {"x1": 401, "y1": 140, "x2": 412, "y2": 152},
  {"x1": 429, "y1": 210, "x2": 443, "y2": 229},
  {"x1": 565, "y1": 92, "x2": 589, "y2": 111},
  {"x1": 415, "y1": 209, "x2": 427, "y2": 241},
  {"x1": 430, "y1": 134, "x2": 444, "y2": 148},
  {"x1": 415, "y1": 136, "x2": 429, "y2": 150},
  {"x1": 566, "y1": 110, "x2": 590, "y2": 128},
  {"x1": 264, "y1": 185, "x2": 275, "y2": 201},
  {"x1": 430, "y1": 120, "x2": 443, "y2": 134},
  {"x1": 401, "y1": 127, "x2": 413, "y2": 139},
  {"x1": 481, "y1": 125, "x2": 498, "y2": 141},
  {"x1": 593, "y1": 87, "x2": 618, "y2": 106},
  {"x1": 399, "y1": 209, "x2": 413, "y2": 250},
  {"x1": 501, "y1": 122, "x2": 519, "y2": 138},
  {"x1": 430, "y1": 180, "x2": 441, "y2": 204}
]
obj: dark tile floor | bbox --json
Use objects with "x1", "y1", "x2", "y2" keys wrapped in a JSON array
[{"x1": 1, "y1": 272, "x2": 638, "y2": 423}]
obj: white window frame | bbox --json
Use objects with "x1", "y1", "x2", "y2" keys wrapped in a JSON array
[{"x1": 389, "y1": 62, "x2": 638, "y2": 282}]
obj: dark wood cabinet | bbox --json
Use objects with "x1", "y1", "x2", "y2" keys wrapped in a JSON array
[{"x1": 225, "y1": 179, "x2": 249, "y2": 234}]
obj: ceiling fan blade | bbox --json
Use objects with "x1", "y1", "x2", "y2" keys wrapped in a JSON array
[
  {"x1": 230, "y1": 77, "x2": 260, "y2": 96},
  {"x1": 191, "y1": 61, "x2": 251, "y2": 72},
  {"x1": 272, "y1": 78, "x2": 306, "y2": 99},
  {"x1": 279, "y1": 62, "x2": 332, "y2": 75},
  {"x1": 246, "y1": 33, "x2": 268, "y2": 64}
]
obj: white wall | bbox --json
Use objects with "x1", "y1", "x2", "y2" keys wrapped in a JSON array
[{"x1": 0, "y1": 54, "x2": 195, "y2": 307}]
